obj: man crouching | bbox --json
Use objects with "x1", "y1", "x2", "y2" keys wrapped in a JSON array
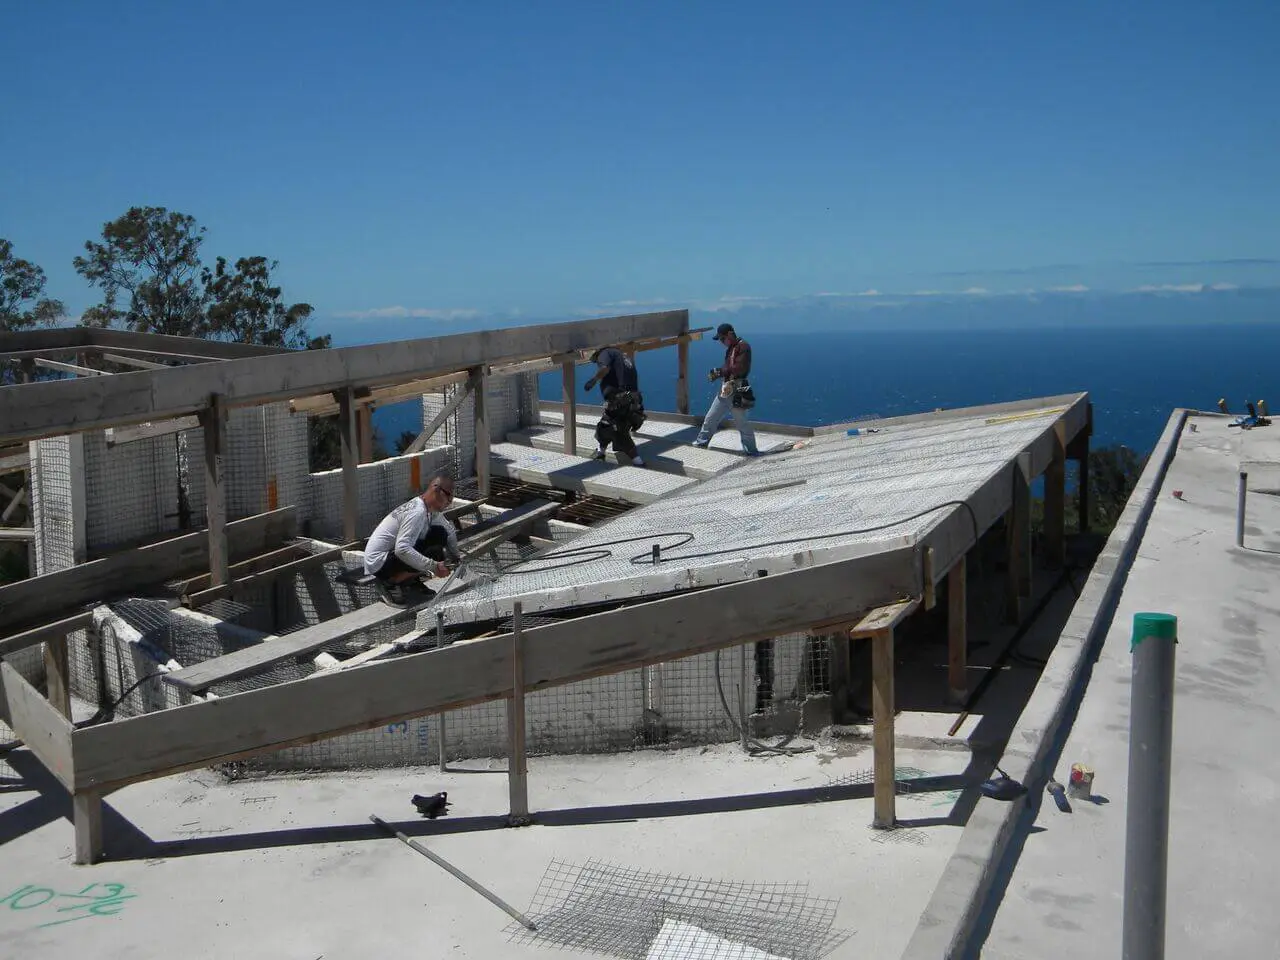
[{"x1": 363, "y1": 469, "x2": 462, "y2": 605}]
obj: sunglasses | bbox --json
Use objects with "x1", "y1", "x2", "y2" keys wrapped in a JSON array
[{"x1": 430, "y1": 484, "x2": 455, "y2": 502}]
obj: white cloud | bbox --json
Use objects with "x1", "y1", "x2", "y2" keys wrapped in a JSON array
[
  {"x1": 910, "y1": 289, "x2": 945, "y2": 297},
  {"x1": 698, "y1": 295, "x2": 776, "y2": 313},
  {"x1": 1210, "y1": 282, "x2": 1239, "y2": 291},
  {"x1": 1048, "y1": 284, "x2": 1090, "y2": 293},
  {"x1": 334, "y1": 306, "x2": 482, "y2": 321},
  {"x1": 961, "y1": 287, "x2": 989, "y2": 295},
  {"x1": 1132, "y1": 284, "x2": 1205, "y2": 293}
]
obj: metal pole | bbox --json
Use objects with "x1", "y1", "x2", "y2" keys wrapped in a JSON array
[
  {"x1": 1122, "y1": 612, "x2": 1178, "y2": 960},
  {"x1": 369, "y1": 814, "x2": 537, "y2": 931},
  {"x1": 738, "y1": 643, "x2": 749, "y2": 749},
  {"x1": 436, "y1": 611, "x2": 448, "y2": 771},
  {"x1": 507, "y1": 602, "x2": 529, "y2": 824},
  {"x1": 1237, "y1": 472, "x2": 1248, "y2": 548}
]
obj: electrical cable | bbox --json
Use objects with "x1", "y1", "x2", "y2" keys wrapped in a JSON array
[{"x1": 712, "y1": 647, "x2": 813, "y2": 757}]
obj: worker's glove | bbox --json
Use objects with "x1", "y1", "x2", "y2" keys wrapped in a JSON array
[{"x1": 583, "y1": 382, "x2": 593, "y2": 394}]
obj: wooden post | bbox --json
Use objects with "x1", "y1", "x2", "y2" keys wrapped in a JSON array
[
  {"x1": 1044, "y1": 422, "x2": 1067, "y2": 568},
  {"x1": 828, "y1": 633, "x2": 854, "y2": 724},
  {"x1": 561, "y1": 359, "x2": 577, "y2": 455},
  {"x1": 338, "y1": 387, "x2": 360, "y2": 543},
  {"x1": 507, "y1": 601, "x2": 529, "y2": 825},
  {"x1": 1006, "y1": 451, "x2": 1032, "y2": 624},
  {"x1": 922, "y1": 547, "x2": 936, "y2": 610},
  {"x1": 872, "y1": 627, "x2": 896, "y2": 828},
  {"x1": 357, "y1": 405, "x2": 375, "y2": 463},
  {"x1": 43, "y1": 634, "x2": 72, "y2": 719},
  {"x1": 73, "y1": 790, "x2": 104, "y2": 865},
  {"x1": 200, "y1": 395, "x2": 229, "y2": 587},
  {"x1": 473, "y1": 366, "x2": 490, "y2": 497},
  {"x1": 676, "y1": 335, "x2": 690, "y2": 415},
  {"x1": 948, "y1": 555, "x2": 968, "y2": 705}
]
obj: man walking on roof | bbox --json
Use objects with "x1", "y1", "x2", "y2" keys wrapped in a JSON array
[
  {"x1": 363, "y1": 469, "x2": 462, "y2": 605},
  {"x1": 694, "y1": 322, "x2": 759, "y2": 455},
  {"x1": 584, "y1": 345, "x2": 647, "y2": 467}
]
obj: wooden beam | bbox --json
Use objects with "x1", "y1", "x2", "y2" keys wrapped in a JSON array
[
  {"x1": 1044, "y1": 421, "x2": 1067, "y2": 568},
  {"x1": 85, "y1": 327, "x2": 290, "y2": 359},
  {"x1": 871, "y1": 626, "x2": 896, "y2": 829},
  {"x1": 490, "y1": 352, "x2": 575, "y2": 378},
  {"x1": 99, "y1": 351, "x2": 169, "y2": 370},
  {"x1": 561, "y1": 360, "x2": 577, "y2": 455},
  {"x1": 405, "y1": 377, "x2": 475, "y2": 455},
  {"x1": 175, "y1": 543, "x2": 307, "y2": 596},
  {"x1": 0, "y1": 526, "x2": 35, "y2": 541},
  {"x1": 922, "y1": 547, "x2": 936, "y2": 610},
  {"x1": 357, "y1": 405, "x2": 375, "y2": 463},
  {"x1": 0, "y1": 612, "x2": 95, "y2": 659},
  {"x1": 200, "y1": 395, "x2": 229, "y2": 588},
  {"x1": 0, "y1": 485, "x2": 26, "y2": 524},
  {"x1": 0, "y1": 326, "x2": 91, "y2": 355},
  {"x1": 43, "y1": 634, "x2": 72, "y2": 719},
  {"x1": 947, "y1": 554, "x2": 967, "y2": 705},
  {"x1": 184, "y1": 542, "x2": 358, "y2": 608},
  {"x1": 291, "y1": 370, "x2": 472, "y2": 418},
  {"x1": 676, "y1": 335, "x2": 690, "y2": 415},
  {"x1": 34, "y1": 356, "x2": 106, "y2": 377},
  {"x1": 0, "y1": 661, "x2": 75, "y2": 790},
  {"x1": 1006, "y1": 450, "x2": 1032, "y2": 623},
  {"x1": 473, "y1": 366, "x2": 490, "y2": 496},
  {"x1": 72, "y1": 545, "x2": 917, "y2": 791},
  {"x1": 828, "y1": 633, "x2": 856, "y2": 725},
  {"x1": 85, "y1": 346, "x2": 221, "y2": 365},
  {"x1": 74, "y1": 790, "x2": 104, "y2": 865},
  {"x1": 105, "y1": 415, "x2": 200, "y2": 446},
  {"x1": 0, "y1": 446, "x2": 29, "y2": 474},
  {"x1": 847, "y1": 598, "x2": 920, "y2": 638},
  {"x1": 0, "y1": 507, "x2": 296, "y2": 635},
  {"x1": 1, "y1": 311, "x2": 690, "y2": 445},
  {"x1": 456, "y1": 500, "x2": 561, "y2": 558},
  {"x1": 507, "y1": 602, "x2": 529, "y2": 825},
  {"x1": 338, "y1": 387, "x2": 360, "y2": 542}
]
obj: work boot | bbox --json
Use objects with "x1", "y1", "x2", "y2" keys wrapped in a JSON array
[{"x1": 591, "y1": 448, "x2": 607, "y2": 461}]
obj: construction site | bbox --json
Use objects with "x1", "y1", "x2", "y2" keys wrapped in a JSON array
[{"x1": 3, "y1": 308, "x2": 1258, "y2": 959}]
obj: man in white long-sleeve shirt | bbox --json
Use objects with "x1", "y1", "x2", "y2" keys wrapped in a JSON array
[{"x1": 363, "y1": 469, "x2": 461, "y2": 604}]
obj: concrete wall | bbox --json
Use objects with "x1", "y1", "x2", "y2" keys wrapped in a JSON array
[{"x1": 305, "y1": 446, "x2": 453, "y2": 542}]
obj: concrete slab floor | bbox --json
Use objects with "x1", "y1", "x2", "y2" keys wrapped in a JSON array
[
  {"x1": 979, "y1": 414, "x2": 1280, "y2": 959},
  {"x1": 3, "y1": 744, "x2": 969, "y2": 960}
]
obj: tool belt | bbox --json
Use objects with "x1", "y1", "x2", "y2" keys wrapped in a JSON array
[
  {"x1": 604, "y1": 390, "x2": 647, "y2": 430},
  {"x1": 727, "y1": 378, "x2": 755, "y2": 410}
]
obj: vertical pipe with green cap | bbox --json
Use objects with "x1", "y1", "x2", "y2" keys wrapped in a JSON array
[{"x1": 1123, "y1": 612, "x2": 1178, "y2": 960}]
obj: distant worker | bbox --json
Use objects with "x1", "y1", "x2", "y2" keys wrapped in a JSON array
[
  {"x1": 363, "y1": 469, "x2": 462, "y2": 605},
  {"x1": 693, "y1": 322, "x2": 759, "y2": 455},
  {"x1": 584, "y1": 345, "x2": 647, "y2": 467}
]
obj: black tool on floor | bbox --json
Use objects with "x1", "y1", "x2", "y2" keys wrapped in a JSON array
[{"x1": 412, "y1": 791, "x2": 450, "y2": 819}]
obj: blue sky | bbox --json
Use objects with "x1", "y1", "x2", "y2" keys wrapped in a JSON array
[{"x1": 3, "y1": 1, "x2": 1279, "y2": 336}]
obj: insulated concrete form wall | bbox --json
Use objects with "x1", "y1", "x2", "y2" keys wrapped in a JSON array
[
  {"x1": 82, "y1": 431, "x2": 181, "y2": 554},
  {"x1": 422, "y1": 372, "x2": 538, "y2": 480},
  {"x1": 306, "y1": 446, "x2": 453, "y2": 543}
]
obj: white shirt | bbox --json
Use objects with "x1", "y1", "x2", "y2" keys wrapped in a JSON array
[{"x1": 363, "y1": 497, "x2": 459, "y2": 576}]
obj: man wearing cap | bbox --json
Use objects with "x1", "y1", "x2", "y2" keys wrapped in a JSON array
[
  {"x1": 583, "y1": 345, "x2": 647, "y2": 467},
  {"x1": 693, "y1": 323, "x2": 759, "y2": 455}
]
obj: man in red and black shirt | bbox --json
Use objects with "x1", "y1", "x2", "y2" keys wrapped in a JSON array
[{"x1": 694, "y1": 323, "x2": 759, "y2": 454}]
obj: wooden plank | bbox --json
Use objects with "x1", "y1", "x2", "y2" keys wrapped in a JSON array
[
  {"x1": 99, "y1": 351, "x2": 169, "y2": 370},
  {"x1": 507, "y1": 602, "x2": 529, "y2": 824},
  {"x1": 0, "y1": 507, "x2": 297, "y2": 634},
  {"x1": 0, "y1": 326, "x2": 90, "y2": 355},
  {"x1": 43, "y1": 634, "x2": 72, "y2": 719},
  {"x1": 947, "y1": 554, "x2": 967, "y2": 705},
  {"x1": 473, "y1": 366, "x2": 490, "y2": 496},
  {"x1": 338, "y1": 387, "x2": 360, "y2": 542},
  {"x1": 0, "y1": 446, "x2": 30, "y2": 474},
  {"x1": 405, "y1": 377, "x2": 474, "y2": 455},
  {"x1": 105, "y1": 415, "x2": 200, "y2": 446},
  {"x1": 1044, "y1": 421, "x2": 1067, "y2": 568},
  {"x1": 176, "y1": 543, "x2": 307, "y2": 595},
  {"x1": 871, "y1": 628, "x2": 896, "y2": 829},
  {"x1": 86, "y1": 327, "x2": 290, "y2": 359},
  {"x1": 357, "y1": 405, "x2": 375, "y2": 463},
  {"x1": 290, "y1": 370, "x2": 472, "y2": 417},
  {"x1": 0, "y1": 526, "x2": 35, "y2": 541},
  {"x1": 201, "y1": 396, "x2": 229, "y2": 587},
  {"x1": 561, "y1": 360, "x2": 577, "y2": 456},
  {"x1": 35, "y1": 356, "x2": 107, "y2": 377},
  {"x1": 185, "y1": 542, "x2": 358, "y2": 608},
  {"x1": 1, "y1": 311, "x2": 690, "y2": 444},
  {"x1": 922, "y1": 547, "x2": 936, "y2": 610},
  {"x1": 676, "y1": 335, "x2": 690, "y2": 415},
  {"x1": 73, "y1": 791, "x2": 104, "y2": 865},
  {"x1": 0, "y1": 660, "x2": 75, "y2": 790},
  {"x1": 457, "y1": 501, "x2": 561, "y2": 558},
  {"x1": 1007, "y1": 450, "x2": 1032, "y2": 623},
  {"x1": 847, "y1": 598, "x2": 920, "y2": 638},
  {"x1": 72, "y1": 545, "x2": 918, "y2": 791},
  {"x1": 0, "y1": 612, "x2": 95, "y2": 659},
  {"x1": 163, "y1": 600, "x2": 420, "y2": 693}
]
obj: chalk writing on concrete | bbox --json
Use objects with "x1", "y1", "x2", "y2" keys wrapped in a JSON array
[{"x1": 1, "y1": 882, "x2": 136, "y2": 928}]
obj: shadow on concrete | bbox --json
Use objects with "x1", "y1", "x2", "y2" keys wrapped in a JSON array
[{"x1": 9, "y1": 773, "x2": 977, "y2": 863}]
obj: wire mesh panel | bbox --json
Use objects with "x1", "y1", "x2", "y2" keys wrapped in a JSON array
[
  {"x1": 507, "y1": 859, "x2": 851, "y2": 960},
  {"x1": 82, "y1": 431, "x2": 181, "y2": 554}
]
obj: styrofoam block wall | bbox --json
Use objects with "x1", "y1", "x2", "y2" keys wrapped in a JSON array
[
  {"x1": 649, "y1": 647, "x2": 757, "y2": 742},
  {"x1": 82, "y1": 431, "x2": 181, "y2": 554},
  {"x1": 305, "y1": 446, "x2": 452, "y2": 542},
  {"x1": 421, "y1": 372, "x2": 538, "y2": 479}
]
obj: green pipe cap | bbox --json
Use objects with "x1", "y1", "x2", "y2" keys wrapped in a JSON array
[{"x1": 1132, "y1": 612, "x2": 1177, "y2": 651}]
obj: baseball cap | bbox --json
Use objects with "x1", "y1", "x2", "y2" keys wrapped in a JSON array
[{"x1": 713, "y1": 323, "x2": 735, "y2": 341}]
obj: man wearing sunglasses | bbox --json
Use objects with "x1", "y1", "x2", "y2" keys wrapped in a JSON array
[{"x1": 363, "y1": 469, "x2": 462, "y2": 605}]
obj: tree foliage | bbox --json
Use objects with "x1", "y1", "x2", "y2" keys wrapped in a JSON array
[
  {"x1": 202, "y1": 255, "x2": 324, "y2": 350},
  {"x1": 0, "y1": 238, "x2": 64, "y2": 332}
]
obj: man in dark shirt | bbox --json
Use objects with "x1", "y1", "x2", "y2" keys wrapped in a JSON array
[
  {"x1": 584, "y1": 346, "x2": 647, "y2": 467},
  {"x1": 694, "y1": 323, "x2": 759, "y2": 454}
]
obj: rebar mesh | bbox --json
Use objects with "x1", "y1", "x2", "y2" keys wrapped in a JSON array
[{"x1": 506, "y1": 859, "x2": 851, "y2": 960}]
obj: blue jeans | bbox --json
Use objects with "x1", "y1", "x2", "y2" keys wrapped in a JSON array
[{"x1": 696, "y1": 392, "x2": 758, "y2": 454}]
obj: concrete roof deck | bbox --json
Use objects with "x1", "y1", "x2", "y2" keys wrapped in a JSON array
[
  {"x1": 423, "y1": 395, "x2": 1084, "y2": 628},
  {"x1": 971, "y1": 411, "x2": 1280, "y2": 958}
]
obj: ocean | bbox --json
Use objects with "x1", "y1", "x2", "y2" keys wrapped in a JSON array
[{"x1": 372, "y1": 323, "x2": 1280, "y2": 455}]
